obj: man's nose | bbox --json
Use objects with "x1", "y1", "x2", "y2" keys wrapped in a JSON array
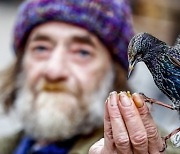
[{"x1": 44, "y1": 47, "x2": 69, "y2": 81}]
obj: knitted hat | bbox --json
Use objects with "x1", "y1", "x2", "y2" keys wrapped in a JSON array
[{"x1": 13, "y1": 0, "x2": 134, "y2": 70}]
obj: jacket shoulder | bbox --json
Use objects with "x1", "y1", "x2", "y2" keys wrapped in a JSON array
[{"x1": 0, "y1": 131, "x2": 22, "y2": 154}]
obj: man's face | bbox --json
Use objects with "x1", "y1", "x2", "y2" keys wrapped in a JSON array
[{"x1": 15, "y1": 22, "x2": 114, "y2": 140}]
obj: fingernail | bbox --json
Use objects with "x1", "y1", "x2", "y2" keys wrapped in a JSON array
[
  {"x1": 119, "y1": 92, "x2": 131, "y2": 107},
  {"x1": 132, "y1": 93, "x2": 144, "y2": 108},
  {"x1": 110, "y1": 91, "x2": 117, "y2": 106}
]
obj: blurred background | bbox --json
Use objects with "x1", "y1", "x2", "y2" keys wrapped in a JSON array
[{"x1": 0, "y1": 0, "x2": 179, "y2": 135}]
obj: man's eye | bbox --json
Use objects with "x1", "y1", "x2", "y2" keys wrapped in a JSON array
[
  {"x1": 33, "y1": 46, "x2": 48, "y2": 52},
  {"x1": 78, "y1": 49, "x2": 91, "y2": 57}
]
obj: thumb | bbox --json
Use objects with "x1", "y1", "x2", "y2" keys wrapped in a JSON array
[{"x1": 89, "y1": 138, "x2": 104, "y2": 154}]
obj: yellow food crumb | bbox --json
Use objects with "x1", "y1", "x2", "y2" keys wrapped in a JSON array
[{"x1": 127, "y1": 91, "x2": 131, "y2": 98}]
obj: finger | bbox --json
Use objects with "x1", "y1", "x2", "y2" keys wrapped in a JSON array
[
  {"x1": 118, "y1": 92, "x2": 148, "y2": 154},
  {"x1": 104, "y1": 97, "x2": 116, "y2": 152},
  {"x1": 90, "y1": 99, "x2": 116, "y2": 154},
  {"x1": 132, "y1": 93, "x2": 164, "y2": 153},
  {"x1": 108, "y1": 91, "x2": 132, "y2": 154}
]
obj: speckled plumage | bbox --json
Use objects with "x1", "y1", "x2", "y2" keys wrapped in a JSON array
[{"x1": 128, "y1": 32, "x2": 180, "y2": 113}]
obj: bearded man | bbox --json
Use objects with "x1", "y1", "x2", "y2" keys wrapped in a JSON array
[{"x1": 0, "y1": 0, "x2": 176, "y2": 154}]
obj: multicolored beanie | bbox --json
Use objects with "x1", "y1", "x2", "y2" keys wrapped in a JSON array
[{"x1": 13, "y1": 0, "x2": 134, "y2": 70}]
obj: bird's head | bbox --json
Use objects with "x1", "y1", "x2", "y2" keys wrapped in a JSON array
[
  {"x1": 128, "y1": 33, "x2": 148, "y2": 78},
  {"x1": 127, "y1": 32, "x2": 167, "y2": 78},
  {"x1": 127, "y1": 32, "x2": 166, "y2": 78}
]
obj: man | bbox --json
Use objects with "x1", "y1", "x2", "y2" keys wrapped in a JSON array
[{"x1": 0, "y1": 0, "x2": 177, "y2": 154}]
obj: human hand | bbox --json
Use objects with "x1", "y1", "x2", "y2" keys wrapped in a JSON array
[{"x1": 89, "y1": 91, "x2": 164, "y2": 154}]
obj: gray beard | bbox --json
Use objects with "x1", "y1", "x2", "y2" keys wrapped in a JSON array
[{"x1": 14, "y1": 67, "x2": 114, "y2": 141}]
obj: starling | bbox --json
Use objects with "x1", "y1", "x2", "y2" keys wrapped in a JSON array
[
  {"x1": 128, "y1": 32, "x2": 180, "y2": 150},
  {"x1": 128, "y1": 32, "x2": 180, "y2": 112}
]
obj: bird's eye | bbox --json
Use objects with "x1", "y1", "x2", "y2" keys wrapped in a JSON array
[{"x1": 134, "y1": 53, "x2": 142, "y2": 61}]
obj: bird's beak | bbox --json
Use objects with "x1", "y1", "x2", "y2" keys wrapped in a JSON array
[{"x1": 128, "y1": 59, "x2": 137, "y2": 79}]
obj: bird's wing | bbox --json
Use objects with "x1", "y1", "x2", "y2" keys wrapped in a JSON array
[
  {"x1": 168, "y1": 56, "x2": 180, "y2": 68},
  {"x1": 157, "y1": 54, "x2": 180, "y2": 103},
  {"x1": 167, "y1": 48, "x2": 180, "y2": 68}
]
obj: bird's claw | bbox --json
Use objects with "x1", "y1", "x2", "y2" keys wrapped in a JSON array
[
  {"x1": 159, "y1": 137, "x2": 167, "y2": 152},
  {"x1": 159, "y1": 127, "x2": 180, "y2": 152},
  {"x1": 139, "y1": 93, "x2": 176, "y2": 110}
]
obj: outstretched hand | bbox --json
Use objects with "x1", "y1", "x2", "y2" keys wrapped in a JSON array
[{"x1": 89, "y1": 91, "x2": 164, "y2": 154}]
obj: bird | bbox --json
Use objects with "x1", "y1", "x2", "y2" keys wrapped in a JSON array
[
  {"x1": 127, "y1": 32, "x2": 180, "y2": 151},
  {"x1": 128, "y1": 32, "x2": 180, "y2": 112}
]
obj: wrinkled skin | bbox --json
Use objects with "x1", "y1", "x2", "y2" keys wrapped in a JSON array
[
  {"x1": 16, "y1": 21, "x2": 113, "y2": 141},
  {"x1": 89, "y1": 92, "x2": 164, "y2": 154}
]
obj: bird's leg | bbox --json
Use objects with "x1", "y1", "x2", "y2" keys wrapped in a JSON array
[
  {"x1": 139, "y1": 93, "x2": 180, "y2": 151},
  {"x1": 160, "y1": 127, "x2": 180, "y2": 152},
  {"x1": 139, "y1": 93, "x2": 176, "y2": 110}
]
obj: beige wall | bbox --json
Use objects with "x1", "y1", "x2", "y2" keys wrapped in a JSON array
[{"x1": 0, "y1": 3, "x2": 17, "y2": 70}]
